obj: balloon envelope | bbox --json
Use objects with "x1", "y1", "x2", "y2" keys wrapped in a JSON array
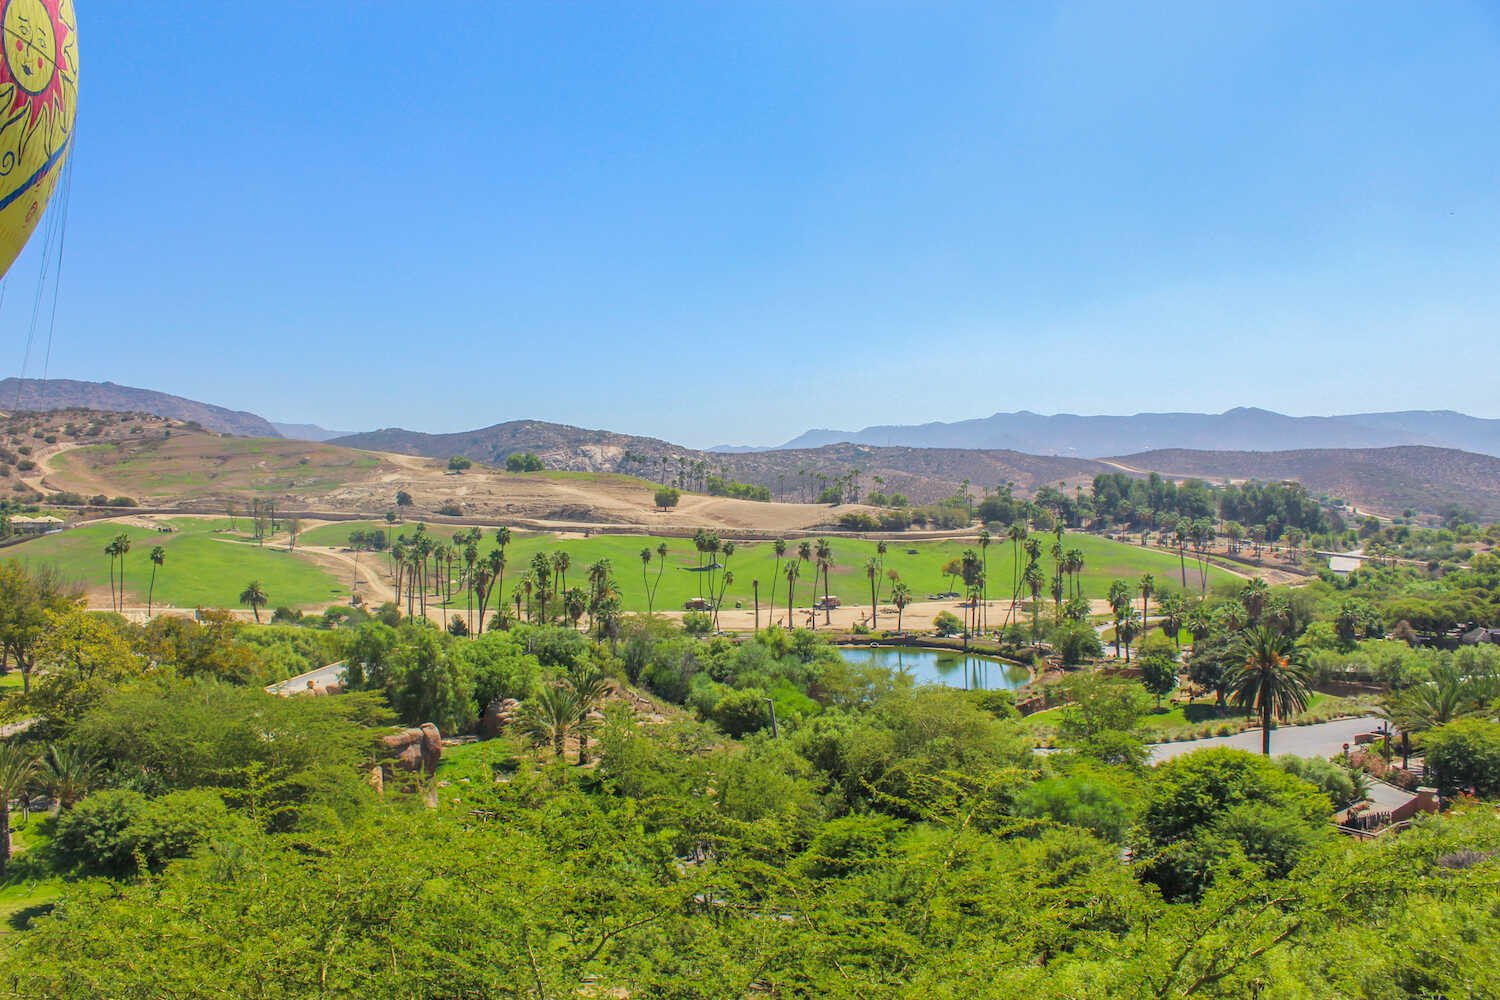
[{"x1": 0, "y1": 0, "x2": 77, "y2": 279}]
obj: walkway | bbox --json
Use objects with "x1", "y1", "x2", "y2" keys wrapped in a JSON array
[
  {"x1": 1148, "y1": 715, "x2": 1385, "y2": 763},
  {"x1": 266, "y1": 661, "x2": 346, "y2": 696}
]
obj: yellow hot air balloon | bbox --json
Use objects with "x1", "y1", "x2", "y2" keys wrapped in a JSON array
[{"x1": 0, "y1": 0, "x2": 76, "y2": 279}]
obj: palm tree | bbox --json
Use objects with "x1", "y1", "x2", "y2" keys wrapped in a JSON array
[
  {"x1": 239, "y1": 580, "x2": 268, "y2": 623},
  {"x1": 1383, "y1": 659, "x2": 1499, "y2": 735},
  {"x1": 113, "y1": 533, "x2": 131, "y2": 612},
  {"x1": 769, "y1": 538, "x2": 787, "y2": 629},
  {"x1": 568, "y1": 665, "x2": 610, "y2": 765},
  {"x1": 976, "y1": 529, "x2": 991, "y2": 630},
  {"x1": 815, "y1": 538, "x2": 834, "y2": 626},
  {"x1": 530, "y1": 553, "x2": 552, "y2": 622},
  {"x1": 712, "y1": 542, "x2": 736, "y2": 629},
  {"x1": 521, "y1": 684, "x2": 583, "y2": 759},
  {"x1": 1231, "y1": 626, "x2": 1312, "y2": 755},
  {"x1": 652, "y1": 542, "x2": 668, "y2": 612},
  {"x1": 0, "y1": 745, "x2": 35, "y2": 876},
  {"x1": 865, "y1": 557, "x2": 880, "y2": 630},
  {"x1": 40, "y1": 744, "x2": 92, "y2": 812},
  {"x1": 1173, "y1": 517, "x2": 1190, "y2": 588},
  {"x1": 552, "y1": 550, "x2": 571, "y2": 603},
  {"x1": 1002, "y1": 522, "x2": 1027, "y2": 631},
  {"x1": 892, "y1": 581, "x2": 912, "y2": 632},
  {"x1": 639, "y1": 548, "x2": 654, "y2": 614},
  {"x1": 470, "y1": 560, "x2": 495, "y2": 635},
  {"x1": 797, "y1": 541, "x2": 813, "y2": 627},
  {"x1": 562, "y1": 587, "x2": 587, "y2": 631},
  {"x1": 784, "y1": 559, "x2": 801, "y2": 631},
  {"x1": 1138, "y1": 573, "x2": 1154, "y2": 635},
  {"x1": 875, "y1": 540, "x2": 889, "y2": 603},
  {"x1": 493, "y1": 526, "x2": 512, "y2": 610},
  {"x1": 1022, "y1": 560, "x2": 1045, "y2": 642},
  {"x1": 1239, "y1": 577, "x2": 1270, "y2": 624},
  {"x1": 1108, "y1": 579, "x2": 1132, "y2": 658},
  {"x1": 104, "y1": 538, "x2": 120, "y2": 613},
  {"x1": 146, "y1": 546, "x2": 166, "y2": 617}
]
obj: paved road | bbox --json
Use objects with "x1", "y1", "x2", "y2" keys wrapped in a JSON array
[
  {"x1": 1148, "y1": 715, "x2": 1386, "y2": 763},
  {"x1": 266, "y1": 661, "x2": 346, "y2": 696}
]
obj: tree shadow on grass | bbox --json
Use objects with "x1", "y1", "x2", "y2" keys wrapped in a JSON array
[{"x1": 6, "y1": 902, "x2": 54, "y2": 931}]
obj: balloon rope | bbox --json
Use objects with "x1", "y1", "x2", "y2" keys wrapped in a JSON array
[
  {"x1": 14, "y1": 178, "x2": 63, "y2": 410},
  {"x1": 41, "y1": 150, "x2": 75, "y2": 384}
]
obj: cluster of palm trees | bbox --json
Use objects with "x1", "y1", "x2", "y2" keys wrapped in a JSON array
[
  {"x1": 0, "y1": 743, "x2": 94, "y2": 876},
  {"x1": 102, "y1": 534, "x2": 168, "y2": 616},
  {"x1": 518, "y1": 663, "x2": 610, "y2": 764}
]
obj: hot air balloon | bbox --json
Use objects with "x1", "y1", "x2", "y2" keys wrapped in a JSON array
[{"x1": 0, "y1": 0, "x2": 77, "y2": 279}]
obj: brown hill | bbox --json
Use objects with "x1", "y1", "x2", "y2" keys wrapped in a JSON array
[
  {"x1": 335, "y1": 422, "x2": 1108, "y2": 503},
  {"x1": 0, "y1": 378, "x2": 281, "y2": 437},
  {"x1": 1113, "y1": 446, "x2": 1500, "y2": 520}
]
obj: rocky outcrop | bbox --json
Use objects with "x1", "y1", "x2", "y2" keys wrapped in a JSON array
[
  {"x1": 481, "y1": 698, "x2": 522, "y2": 738},
  {"x1": 383, "y1": 723, "x2": 443, "y2": 773}
]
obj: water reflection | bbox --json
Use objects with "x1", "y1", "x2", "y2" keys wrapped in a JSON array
[{"x1": 837, "y1": 646, "x2": 1030, "y2": 691}]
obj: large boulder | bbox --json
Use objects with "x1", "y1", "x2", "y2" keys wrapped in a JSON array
[
  {"x1": 383, "y1": 724, "x2": 443, "y2": 774},
  {"x1": 480, "y1": 698, "x2": 522, "y2": 739}
]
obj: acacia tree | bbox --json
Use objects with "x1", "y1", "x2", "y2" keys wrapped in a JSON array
[
  {"x1": 1231, "y1": 625, "x2": 1312, "y2": 755},
  {"x1": 146, "y1": 546, "x2": 166, "y2": 617},
  {"x1": 239, "y1": 580, "x2": 268, "y2": 623}
]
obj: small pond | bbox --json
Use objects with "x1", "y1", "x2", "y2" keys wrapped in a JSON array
[{"x1": 836, "y1": 645, "x2": 1030, "y2": 691}]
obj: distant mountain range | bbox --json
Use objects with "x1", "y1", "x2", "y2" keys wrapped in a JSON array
[
  {"x1": 0, "y1": 378, "x2": 281, "y2": 438},
  {"x1": 1113, "y1": 446, "x2": 1500, "y2": 522},
  {"x1": 6, "y1": 379, "x2": 1500, "y2": 518},
  {"x1": 773, "y1": 407, "x2": 1500, "y2": 458},
  {"x1": 271, "y1": 422, "x2": 356, "y2": 442}
]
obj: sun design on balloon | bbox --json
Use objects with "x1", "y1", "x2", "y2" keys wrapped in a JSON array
[{"x1": 0, "y1": 0, "x2": 75, "y2": 274}]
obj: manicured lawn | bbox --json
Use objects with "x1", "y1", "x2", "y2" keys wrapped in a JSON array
[
  {"x1": 0, "y1": 820, "x2": 63, "y2": 935},
  {"x1": 3, "y1": 517, "x2": 346, "y2": 610},
  {"x1": 293, "y1": 521, "x2": 1236, "y2": 617}
]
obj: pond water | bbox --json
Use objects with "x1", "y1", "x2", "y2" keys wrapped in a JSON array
[{"x1": 837, "y1": 646, "x2": 1031, "y2": 691}]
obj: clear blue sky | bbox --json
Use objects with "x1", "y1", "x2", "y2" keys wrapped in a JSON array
[{"x1": 8, "y1": 1, "x2": 1499, "y2": 446}]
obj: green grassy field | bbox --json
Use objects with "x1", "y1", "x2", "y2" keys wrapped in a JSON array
[
  {"x1": 297, "y1": 521, "x2": 1236, "y2": 616},
  {"x1": 2, "y1": 517, "x2": 346, "y2": 610}
]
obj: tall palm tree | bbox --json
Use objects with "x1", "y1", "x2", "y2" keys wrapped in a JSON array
[
  {"x1": 530, "y1": 553, "x2": 552, "y2": 622},
  {"x1": 797, "y1": 541, "x2": 813, "y2": 628},
  {"x1": 976, "y1": 529, "x2": 991, "y2": 630},
  {"x1": 1108, "y1": 579, "x2": 1132, "y2": 658},
  {"x1": 471, "y1": 560, "x2": 495, "y2": 635},
  {"x1": 0, "y1": 745, "x2": 36, "y2": 876},
  {"x1": 1231, "y1": 626, "x2": 1312, "y2": 755},
  {"x1": 865, "y1": 557, "x2": 880, "y2": 630},
  {"x1": 1065, "y1": 548, "x2": 1085, "y2": 601},
  {"x1": 493, "y1": 526, "x2": 512, "y2": 610},
  {"x1": 113, "y1": 533, "x2": 131, "y2": 612},
  {"x1": 875, "y1": 540, "x2": 889, "y2": 603},
  {"x1": 104, "y1": 538, "x2": 120, "y2": 612},
  {"x1": 146, "y1": 546, "x2": 166, "y2": 617},
  {"x1": 239, "y1": 580, "x2": 268, "y2": 623},
  {"x1": 551, "y1": 550, "x2": 571, "y2": 603},
  {"x1": 1022, "y1": 560, "x2": 1045, "y2": 642},
  {"x1": 815, "y1": 538, "x2": 834, "y2": 626},
  {"x1": 652, "y1": 542, "x2": 668, "y2": 612},
  {"x1": 1138, "y1": 573, "x2": 1154, "y2": 635},
  {"x1": 769, "y1": 538, "x2": 787, "y2": 628},
  {"x1": 1004, "y1": 522, "x2": 1028, "y2": 630},
  {"x1": 563, "y1": 587, "x2": 587, "y2": 631},
  {"x1": 784, "y1": 559, "x2": 801, "y2": 631},
  {"x1": 639, "y1": 548, "x2": 654, "y2": 614},
  {"x1": 892, "y1": 581, "x2": 912, "y2": 632}
]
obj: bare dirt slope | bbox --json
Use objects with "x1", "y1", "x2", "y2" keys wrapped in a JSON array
[{"x1": 32, "y1": 416, "x2": 867, "y2": 532}]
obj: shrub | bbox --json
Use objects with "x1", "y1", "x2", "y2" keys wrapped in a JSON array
[
  {"x1": 505, "y1": 452, "x2": 544, "y2": 472},
  {"x1": 1424, "y1": 719, "x2": 1500, "y2": 798},
  {"x1": 436, "y1": 502, "x2": 462, "y2": 516},
  {"x1": 710, "y1": 688, "x2": 772, "y2": 737},
  {"x1": 933, "y1": 611, "x2": 963, "y2": 636},
  {"x1": 683, "y1": 611, "x2": 713, "y2": 636}
]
